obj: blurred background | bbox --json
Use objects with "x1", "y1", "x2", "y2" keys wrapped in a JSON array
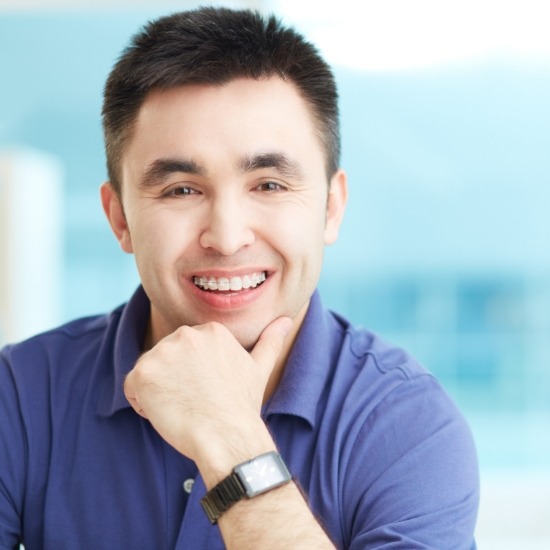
[{"x1": 1, "y1": 0, "x2": 549, "y2": 546}]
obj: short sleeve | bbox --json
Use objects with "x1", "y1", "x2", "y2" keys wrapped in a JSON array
[{"x1": 343, "y1": 375, "x2": 479, "y2": 550}]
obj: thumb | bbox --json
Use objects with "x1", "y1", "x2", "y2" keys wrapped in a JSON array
[{"x1": 250, "y1": 316, "x2": 293, "y2": 373}]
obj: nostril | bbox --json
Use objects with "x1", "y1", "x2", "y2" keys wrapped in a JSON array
[{"x1": 198, "y1": 214, "x2": 255, "y2": 255}]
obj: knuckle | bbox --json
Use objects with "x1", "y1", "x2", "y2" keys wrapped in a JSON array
[{"x1": 133, "y1": 352, "x2": 156, "y2": 380}]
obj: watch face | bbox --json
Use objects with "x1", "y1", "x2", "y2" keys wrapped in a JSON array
[{"x1": 235, "y1": 452, "x2": 292, "y2": 497}]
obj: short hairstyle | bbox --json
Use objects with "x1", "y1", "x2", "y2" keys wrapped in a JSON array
[{"x1": 102, "y1": 6, "x2": 340, "y2": 195}]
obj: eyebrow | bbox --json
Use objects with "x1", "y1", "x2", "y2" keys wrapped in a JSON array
[
  {"x1": 239, "y1": 152, "x2": 303, "y2": 180},
  {"x1": 138, "y1": 151, "x2": 303, "y2": 189},
  {"x1": 139, "y1": 158, "x2": 206, "y2": 188}
]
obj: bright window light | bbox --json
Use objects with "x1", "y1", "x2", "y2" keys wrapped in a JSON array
[{"x1": 275, "y1": 0, "x2": 550, "y2": 70}]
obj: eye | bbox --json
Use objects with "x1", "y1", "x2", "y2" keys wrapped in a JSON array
[
  {"x1": 255, "y1": 181, "x2": 286, "y2": 192},
  {"x1": 165, "y1": 186, "x2": 199, "y2": 197}
]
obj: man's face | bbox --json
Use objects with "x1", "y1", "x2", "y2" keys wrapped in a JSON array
[{"x1": 102, "y1": 77, "x2": 346, "y2": 348}]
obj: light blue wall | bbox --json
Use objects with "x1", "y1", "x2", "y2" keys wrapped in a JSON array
[{"x1": 1, "y1": 12, "x2": 549, "y2": 470}]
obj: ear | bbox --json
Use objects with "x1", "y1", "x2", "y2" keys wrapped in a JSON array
[
  {"x1": 100, "y1": 182, "x2": 134, "y2": 253},
  {"x1": 324, "y1": 169, "x2": 348, "y2": 245}
]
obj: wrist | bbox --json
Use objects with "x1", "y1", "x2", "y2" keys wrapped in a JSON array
[
  {"x1": 201, "y1": 451, "x2": 293, "y2": 524},
  {"x1": 193, "y1": 416, "x2": 277, "y2": 489}
]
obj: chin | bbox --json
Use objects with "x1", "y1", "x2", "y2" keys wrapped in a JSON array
[
  {"x1": 219, "y1": 320, "x2": 262, "y2": 351},
  {"x1": 233, "y1": 329, "x2": 262, "y2": 352}
]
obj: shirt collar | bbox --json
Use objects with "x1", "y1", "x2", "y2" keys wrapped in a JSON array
[
  {"x1": 263, "y1": 290, "x2": 344, "y2": 429},
  {"x1": 97, "y1": 286, "x2": 150, "y2": 417},
  {"x1": 98, "y1": 287, "x2": 342, "y2": 426}
]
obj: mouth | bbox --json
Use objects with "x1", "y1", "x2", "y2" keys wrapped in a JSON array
[{"x1": 192, "y1": 271, "x2": 267, "y2": 292}]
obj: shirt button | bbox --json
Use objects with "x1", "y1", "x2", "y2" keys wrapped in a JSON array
[{"x1": 183, "y1": 478, "x2": 195, "y2": 494}]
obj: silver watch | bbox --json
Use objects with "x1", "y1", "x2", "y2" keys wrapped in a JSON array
[{"x1": 200, "y1": 451, "x2": 292, "y2": 524}]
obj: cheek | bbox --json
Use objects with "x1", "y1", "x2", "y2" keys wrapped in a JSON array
[
  {"x1": 129, "y1": 209, "x2": 194, "y2": 265},
  {"x1": 264, "y1": 203, "x2": 326, "y2": 262}
]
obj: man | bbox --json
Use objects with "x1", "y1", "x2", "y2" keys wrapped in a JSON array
[{"x1": 0, "y1": 7, "x2": 479, "y2": 549}]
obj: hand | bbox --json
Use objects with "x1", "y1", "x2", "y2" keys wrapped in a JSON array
[{"x1": 124, "y1": 316, "x2": 293, "y2": 467}]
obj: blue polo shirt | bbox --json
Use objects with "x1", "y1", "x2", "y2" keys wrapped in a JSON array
[{"x1": 0, "y1": 287, "x2": 479, "y2": 549}]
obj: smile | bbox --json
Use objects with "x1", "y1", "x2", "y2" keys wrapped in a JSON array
[{"x1": 193, "y1": 271, "x2": 267, "y2": 291}]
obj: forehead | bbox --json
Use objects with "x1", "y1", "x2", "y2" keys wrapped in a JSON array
[
  {"x1": 140, "y1": 76, "x2": 313, "y2": 122},
  {"x1": 121, "y1": 78, "x2": 326, "y2": 178}
]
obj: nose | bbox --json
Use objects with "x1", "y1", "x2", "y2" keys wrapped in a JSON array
[{"x1": 199, "y1": 195, "x2": 255, "y2": 255}]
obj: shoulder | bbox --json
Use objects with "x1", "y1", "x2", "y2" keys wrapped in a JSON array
[
  {"x1": 327, "y1": 312, "x2": 436, "y2": 410},
  {"x1": 333, "y1": 310, "x2": 427, "y2": 377},
  {"x1": 323, "y1": 310, "x2": 479, "y2": 495},
  {"x1": 324, "y1": 315, "x2": 479, "y2": 548},
  {"x1": 316, "y1": 312, "x2": 477, "y2": 470},
  {"x1": 0, "y1": 305, "x2": 129, "y2": 409},
  {"x1": 331, "y1": 316, "x2": 473, "y2": 452},
  {"x1": 1, "y1": 305, "x2": 124, "y2": 371}
]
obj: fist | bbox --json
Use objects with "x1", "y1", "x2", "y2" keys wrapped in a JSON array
[{"x1": 124, "y1": 316, "x2": 293, "y2": 462}]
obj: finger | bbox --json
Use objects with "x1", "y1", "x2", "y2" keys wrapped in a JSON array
[{"x1": 250, "y1": 316, "x2": 293, "y2": 372}]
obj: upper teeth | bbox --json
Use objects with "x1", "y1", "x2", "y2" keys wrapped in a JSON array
[{"x1": 193, "y1": 271, "x2": 266, "y2": 291}]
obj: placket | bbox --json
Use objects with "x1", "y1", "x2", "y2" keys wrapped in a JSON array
[{"x1": 174, "y1": 474, "x2": 226, "y2": 549}]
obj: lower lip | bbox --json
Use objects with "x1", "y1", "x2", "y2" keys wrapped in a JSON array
[{"x1": 187, "y1": 275, "x2": 269, "y2": 311}]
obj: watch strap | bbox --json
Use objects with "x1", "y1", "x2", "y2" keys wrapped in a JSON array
[
  {"x1": 201, "y1": 473, "x2": 246, "y2": 524},
  {"x1": 200, "y1": 451, "x2": 292, "y2": 525}
]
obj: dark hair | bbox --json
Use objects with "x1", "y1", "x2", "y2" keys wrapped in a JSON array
[{"x1": 102, "y1": 6, "x2": 340, "y2": 195}]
